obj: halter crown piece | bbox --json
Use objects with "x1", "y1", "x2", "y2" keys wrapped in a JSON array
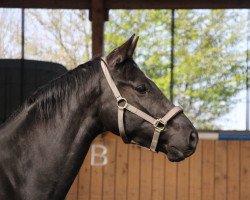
[{"x1": 100, "y1": 57, "x2": 183, "y2": 152}]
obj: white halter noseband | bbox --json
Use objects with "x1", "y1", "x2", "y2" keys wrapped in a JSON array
[{"x1": 100, "y1": 57, "x2": 183, "y2": 152}]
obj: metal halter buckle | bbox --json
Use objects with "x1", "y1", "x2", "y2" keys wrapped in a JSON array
[
  {"x1": 154, "y1": 119, "x2": 165, "y2": 132},
  {"x1": 117, "y1": 97, "x2": 128, "y2": 109}
]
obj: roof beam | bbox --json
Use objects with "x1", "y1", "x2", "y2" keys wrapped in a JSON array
[
  {"x1": 106, "y1": 0, "x2": 250, "y2": 9},
  {"x1": 0, "y1": 0, "x2": 90, "y2": 9},
  {"x1": 1, "y1": 0, "x2": 250, "y2": 9}
]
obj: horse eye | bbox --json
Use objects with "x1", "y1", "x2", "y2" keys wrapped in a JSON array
[{"x1": 135, "y1": 84, "x2": 147, "y2": 94}]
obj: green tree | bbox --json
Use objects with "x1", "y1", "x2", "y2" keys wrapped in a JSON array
[{"x1": 173, "y1": 10, "x2": 245, "y2": 129}]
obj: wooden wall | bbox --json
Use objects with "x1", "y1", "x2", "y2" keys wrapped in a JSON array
[{"x1": 65, "y1": 133, "x2": 250, "y2": 200}]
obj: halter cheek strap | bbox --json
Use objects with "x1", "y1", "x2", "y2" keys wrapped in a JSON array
[{"x1": 100, "y1": 57, "x2": 183, "y2": 152}]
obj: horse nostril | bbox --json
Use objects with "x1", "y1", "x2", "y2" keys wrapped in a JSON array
[{"x1": 189, "y1": 131, "x2": 198, "y2": 148}]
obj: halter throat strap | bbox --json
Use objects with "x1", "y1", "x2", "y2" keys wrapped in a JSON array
[{"x1": 100, "y1": 57, "x2": 183, "y2": 152}]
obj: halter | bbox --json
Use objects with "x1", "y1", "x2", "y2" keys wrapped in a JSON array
[{"x1": 100, "y1": 58, "x2": 183, "y2": 152}]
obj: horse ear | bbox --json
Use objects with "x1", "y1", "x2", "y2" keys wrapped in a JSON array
[
  {"x1": 127, "y1": 36, "x2": 139, "y2": 57},
  {"x1": 106, "y1": 34, "x2": 138, "y2": 68}
]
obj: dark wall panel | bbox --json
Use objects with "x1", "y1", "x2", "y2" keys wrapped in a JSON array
[{"x1": 0, "y1": 59, "x2": 67, "y2": 123}]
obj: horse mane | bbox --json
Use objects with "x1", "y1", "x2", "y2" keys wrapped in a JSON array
[{"x1": 25, "y1": 59, "x2": 100, "y2": 119}]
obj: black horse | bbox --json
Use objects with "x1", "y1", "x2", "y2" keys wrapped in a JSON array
[{"x1": 0, "y1": 35, "x2": 198, "y2": 200}]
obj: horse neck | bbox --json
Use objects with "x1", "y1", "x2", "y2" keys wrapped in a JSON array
[{"x1": 0, "y1": 61, "x2": 104, "y2": 199}]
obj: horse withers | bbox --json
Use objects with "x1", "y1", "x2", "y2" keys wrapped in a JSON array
[{"x1": 0, "y1": 35, "x2": 198, "y2": 200}]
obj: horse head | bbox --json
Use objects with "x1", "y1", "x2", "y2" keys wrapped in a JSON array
[{"x1": 99, "y1": 35, "x2": 198, "y2": 162}]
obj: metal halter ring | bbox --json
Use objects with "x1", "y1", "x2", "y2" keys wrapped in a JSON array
[
  {"x1": 117, "y1": 97, "x2": 128, "y2": 109},
  {"x1": 154, "y1": 119, "x2": 166, "y2": 132}
]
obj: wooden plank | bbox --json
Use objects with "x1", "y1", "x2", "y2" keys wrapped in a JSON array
[
  {"x1": 202, "y1": 141, "x2": 215, "y2": 200},
  {"x1": 152, "y1": 153, "x2": 165, "y2": 200},
  {"x1": 189, "y1": 141, "x2": 202, "y2": 200},
  {"x1": 214, "y1": 141, "x2": 227, "y2": 200},
  {"x1": 1, "y1": 0, "x2": 250, "y2": 9},
  {"x1": 165, "y1": 159, "x2": 177, "y2": 200},
  {"x1": 0, "y1": 0, "x2": 91, "y2": 9},
  {"x1": 78, "y1": 148, "x2": 91, "y2": 200},
  {"x1": 90, "y1": 137, "x2": 104, "y2": 200},
  {"x1": 115, "y1": 139, "x2": 128, "y2": 200},
  {"x1": 102, "y1": 135, "x2": 116, "y2": 200},
  {"x1": 176, "y1": 159, "x2": 189, "y2": 200},
  {"x1": 227, "y1": 141, "x2": 240, "y2": 200},
  {"x1": 65, "y1": 175, "x2": 79, "y2": 200},
  {"x1": 106, "y1": 0, "x2": 250, "y2": 9},
  {"x1": 127, "y1": 144, "x2": 140, "y2": 200},
  {"x1": 90, "y1": 0, "x2": 108, "y2": 57},
  {"x1": 240, "y1": 141, "x2": 250, "y2": 200},
  {"x1": 140, "y1": 148, "x2": 153, "y2": 200}
]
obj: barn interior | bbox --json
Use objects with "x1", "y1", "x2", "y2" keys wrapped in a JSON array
[{"x1": 0, "y1": 1, "x2": 250, "y2": 200}]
